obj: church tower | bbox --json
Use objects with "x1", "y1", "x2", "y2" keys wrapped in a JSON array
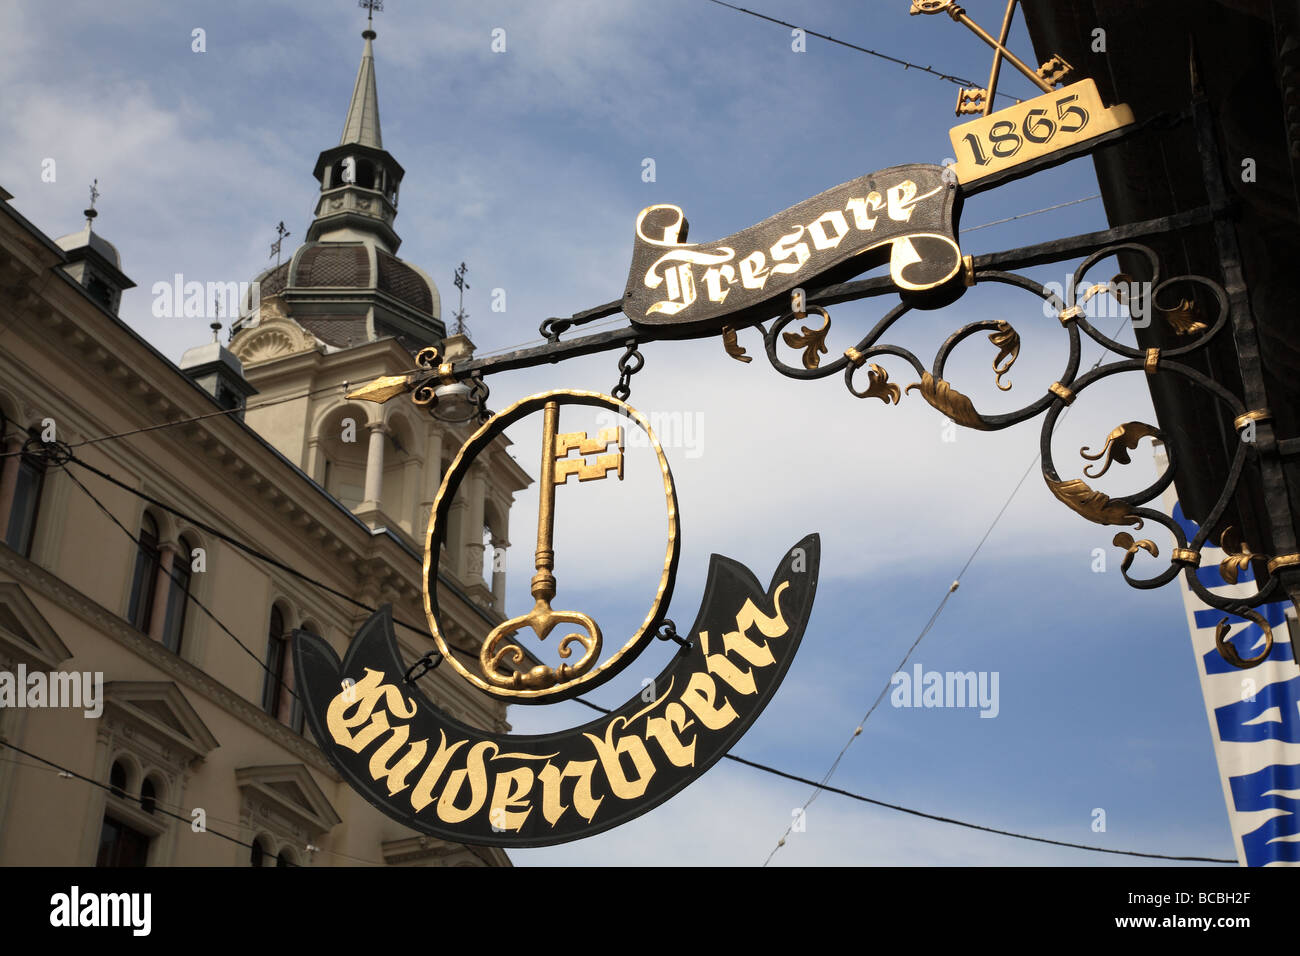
[
  {"x1": 231, "y1": 22, "x2": 442, "y2": 353},
  {"x1": 226, "y1": 19, "x2": 528, "y2": 611}
]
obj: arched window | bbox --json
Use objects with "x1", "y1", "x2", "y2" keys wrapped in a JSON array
[
  {"x1": 251, "y1": 837, "x2": 266, "y2": 867},
  {"x1": 287, "y1": 624, "x2": 320, "y2": 735},
  {"x1": 161, "y1": 534, "x2": 194, "y2": 654},
  {"x1": 127, "y1": 514, "x2": 161, "y2": 632},
  {"x1": 4, "y1": 426, "x2": 47, "y2": 557},
  {"x1": 140, "y1": 777, "x2": 157, "y2": 815},
  {"x1": 318, "y1": 406, "x2": 368, "y2": 511},
  {"x1": 109, "y1": 761, "x2": 127, "y2": 799},
  {"x1": 276, "y1": 849, "x2": 294, "y2": 868},
  {"x1": 262, "y1": 605, "x2": 287, "y2": 718}
]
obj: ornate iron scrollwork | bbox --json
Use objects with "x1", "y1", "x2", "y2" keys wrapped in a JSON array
[{"x1": 757, "y1": 241, "x2": 1279, "y2": 667}]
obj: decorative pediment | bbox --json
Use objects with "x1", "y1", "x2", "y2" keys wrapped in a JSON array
[
  {"x1": 101, "y1": 681, "x2": 220, "y2": 764},
  {"x1": 381, "y1": 836, "x2": 504, "y2": 867},
  {"x1": 231, "y1": 314, "x2": 317, "y2": 366},
  {"x1": 0, "y1": 582, "x2": 72, "y2": 670},
  {"x1": 235, "y1": 763, "x2": 341, "y2": 838}
]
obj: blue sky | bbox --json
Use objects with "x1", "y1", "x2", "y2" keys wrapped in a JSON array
[{"x1": 0, "y1": 0, "x2": 1239, "y2": 865}]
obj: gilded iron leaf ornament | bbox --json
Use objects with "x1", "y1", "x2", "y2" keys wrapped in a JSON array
[
  {"x1": 1113, "y1": 531, "x2": 1159, "y2": 572},
  {"x1": 1046, "y1": 477, "x2": 1143, "y2": 528},
  {"x1": 1079, "y1": 421, "x2": 1160, "y2": 478},
  {"x1": 1217, "y1": 526, "x2": 1258, "y2": 585},
  {"x1": 721, "y1": 326, "x2": 752, "y2": 363},
  {"x1": 1158, "y1": 296, "x2": 1208, "y2": 336},
  {"x1": 905, "y1": 372, "x2": 989, "y2": 430},
  {"x1": 782, "y1": 307, "x2": 831, "y2": 370},
  {"x1": 1213, "y1": 610, "x2": 1275, "y2": 669},
  {"x1": 859, "y1": 363, "x2": 902, "y2": 404},
  {"x1": 988, "y1": 320, "x2": 1020, "y2": 391}
]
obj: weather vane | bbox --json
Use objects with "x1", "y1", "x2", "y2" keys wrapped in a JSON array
[
  {"x1": 84, "y1": 179, "x2": 100, "y2": 227},
  {"x1": 360, "y1": 0, "x2": 383, "y2": 30},
  {"x1": 269, "y1": 221, "x2": 291, "y2": 270},
  {"x1": 452, "y1": 261, "x2": 470, "y2": 336}
]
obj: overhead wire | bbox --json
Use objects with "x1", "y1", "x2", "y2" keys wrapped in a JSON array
[
  {"x1": 9, "y1": 257, "x2": 1223, "y2": 863},
  {"x1": 964, "y1": 194, "x2": 1103, "y2": 233},
  {"x1": 559, "y1": 692, "x2": 1231, "y2": 862},
  {"x1": 699, "y1": 0, "x2": 1020, "y2": 102},
  {"x1": 62, "y1": 467, "x2": 302, "y2": 705},
  {"x1": 758, "y1": 301, "x2": 1161, "y2": 865},
  {"x1": 0, "y1": 739, "x2": 302, "y2": 864},
  {"x1": 0, "y1": 740, "x2": 391, "y2": 865},
  {"x1": 0, "y1": 381, "x2": 347, "y2": 460},
  {"x1": 43, "y1": 440, "x2": 1233, "y2": 864}
]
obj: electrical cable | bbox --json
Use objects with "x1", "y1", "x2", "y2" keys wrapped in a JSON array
[
  {"x1": 757, "y1": 310, "x2": 1168, "y2": 865},
  {"x1": 65, "y1": 454, "x2": 491, "y2": 677},
  {"x1": 44, "y1": 440, "x2": 1232, "y2": 864},
  {"x1": 964, "y1": 194, "x2": 1102, "y2": 233},
  {"x1": 0, "y1": 739, "x2": 301, "y2": 864},
  {"x1": 63, "y1": 467, "x2": 302, "y2": 704},
  {"x1": 17, "y1": 310, "x2": 1232, "y2": 864},
  {"x1": 558, "y1": 694, "x2": 1232, "y2": 863},
  {"x1": 0, "y1": 749, "x2": 388, "y2": 865},
  {"x1": 699, "y1": 0, "x2": 1019, "y2": 102},
  {"x1": 0, "y1": 382, "x2": 347, "y2": 460}
]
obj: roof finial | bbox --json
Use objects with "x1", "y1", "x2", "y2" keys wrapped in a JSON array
[
  {"x1": 84, "y1": 178, "x2": 100, "y2": 229},
  {"x1": 359, "y1": 0, "x2": 382, "y2": 39}
]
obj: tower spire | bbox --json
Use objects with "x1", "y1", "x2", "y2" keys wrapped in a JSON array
[{"x1": 343, "y1": 1, "x2": 383, "y2": 147}]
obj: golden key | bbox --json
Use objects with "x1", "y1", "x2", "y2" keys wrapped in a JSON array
[{"x1": 480, "y1": 400, "x2": 624, "y2": 689}]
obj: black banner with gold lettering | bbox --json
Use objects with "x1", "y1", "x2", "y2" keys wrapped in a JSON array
[
  {"x1": 292, "y1": 535, "x2": 819, "y2": 846},
  {"x1": 624, "y1": 164, "x2": 963, "y2": 335}
]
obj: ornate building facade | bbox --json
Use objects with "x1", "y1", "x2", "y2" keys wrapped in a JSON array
[{"x1": 0, "y1": 27, "x2": 527, "y2": 867}]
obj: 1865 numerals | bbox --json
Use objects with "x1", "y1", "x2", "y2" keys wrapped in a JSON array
[{"x1": 961, "y1": 93, "x2": 1090, "y2": 167}]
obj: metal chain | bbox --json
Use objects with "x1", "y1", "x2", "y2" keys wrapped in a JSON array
[
  {"x1": 404, "y1": 651, "x2": 443, "y2": 683},
  {"x1": 611, "y1": 339, "x2": 644, "y2": 402},
  {"x1": 467, "y1": 371, "x2": 491, "y2": 422}
]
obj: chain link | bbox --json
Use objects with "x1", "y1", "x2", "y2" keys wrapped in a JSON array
[
  {"x1": 612, "y1": 339, "x2": 644, "y2": 402},
  {"x1": 467, "y1": 371, "x2": 491, "y2": 422},
  {"x1": 403, "y1": 651, "x2": 443, "y2": 683}
]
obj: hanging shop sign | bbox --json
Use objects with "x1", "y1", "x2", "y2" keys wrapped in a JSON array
[
  {"x1": 291, "y1": 3, "x2": 1299, "y2": 850},
  {"x1": 294, "y1": 389, "x2": 819, "y2": 846},
  {"x1": 623, "y1": 164, "x2": 964, "y2": 335}
]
